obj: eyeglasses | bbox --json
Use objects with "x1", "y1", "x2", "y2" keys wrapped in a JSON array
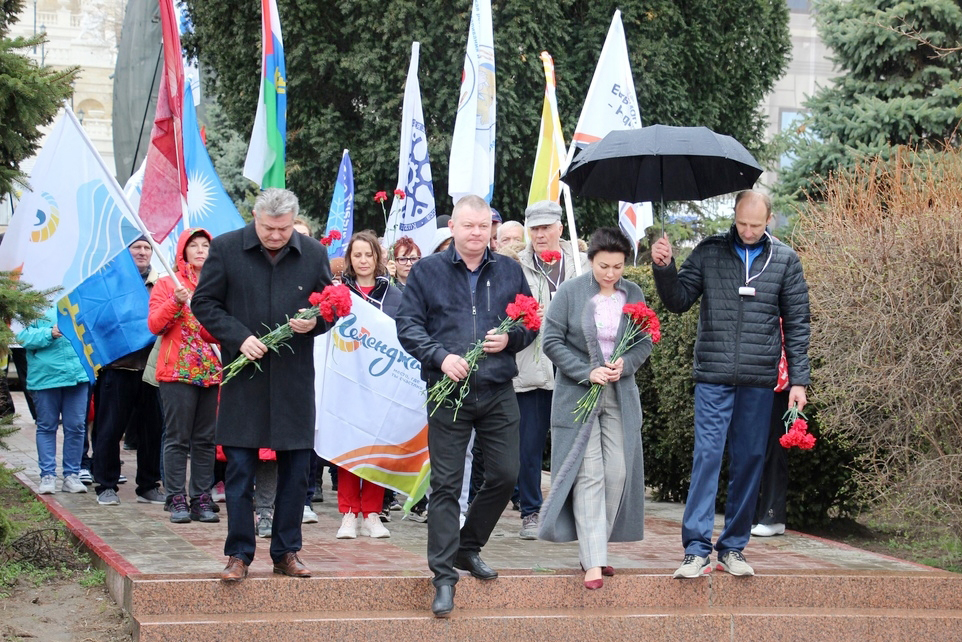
[{"x1": 396, "y1": 256, "x2": 420, "y2": 264}]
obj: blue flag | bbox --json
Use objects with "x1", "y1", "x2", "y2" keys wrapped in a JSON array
[
  {"x1": 183, "y1": 83, "x2": 245, "y2": 237},
  {"x1": 325, "y1": 150, "x2": 354, "y2": 259},
  {"x1": 56, "y1": 251, "x2": 155, "y2": 382}
]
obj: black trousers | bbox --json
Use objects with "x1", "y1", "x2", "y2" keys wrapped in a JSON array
[
  {"x1": 427, "y1": 383, "x2": 520, "y2": 587},
  {"x1": 223, "y1": 446, "x2": 311, "y2": 565},
  {"x1": 92, "y1": 369, "x2": 162, "y2": 495},
  {"x1": 754, "y1": 390, "x2": 791, "y2": 525}
]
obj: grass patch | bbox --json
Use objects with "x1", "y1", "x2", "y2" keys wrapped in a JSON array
[{"x1": 0, "y1": 463, "x2": 92, "y2": 593}]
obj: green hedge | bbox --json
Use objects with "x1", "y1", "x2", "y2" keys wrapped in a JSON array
[{"x1": 624, "y1": 266, "x2": 861, "y2": 528}]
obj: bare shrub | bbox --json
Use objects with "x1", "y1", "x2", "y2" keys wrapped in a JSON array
[{"x1": 798, "y1": 148, "x2": 962, "y2": 538}]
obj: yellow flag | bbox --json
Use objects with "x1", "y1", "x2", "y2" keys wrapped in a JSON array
[{"x1": 527, "y1": 52, "x2": 567, "y2": 205}]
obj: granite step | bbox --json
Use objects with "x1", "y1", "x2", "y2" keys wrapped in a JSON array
[
  {"x1": 127, "y1": 569, "x2": 962, "y2": 616},
  {"x1": 134, "y1": 606, "x2": 962, "y2": 642}
]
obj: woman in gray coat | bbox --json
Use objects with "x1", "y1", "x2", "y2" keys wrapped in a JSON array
[{"x1": 538, "y1": 228, "x2": 654, "y2": 589}]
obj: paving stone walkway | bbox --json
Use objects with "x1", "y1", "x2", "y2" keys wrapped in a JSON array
[{"x1": 0, "y1": 391, "x2": 929, "y2": 580}]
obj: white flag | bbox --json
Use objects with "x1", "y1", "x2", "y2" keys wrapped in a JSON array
[
  {"x1": 314, "y1": 294, "x2": 429, "y2": 496},
  {"x1": 0, "y1": 110, "x2": 142, "y2": 297},
  {"x1": 448, "y1": 0, "x2": 496, "y2": 204},
  {"x1": 568, "y1": 10, "x2": 653, "y2": 252},
  {"x1": 386, "y1": 42, "x2": 437, "y2": 257}
]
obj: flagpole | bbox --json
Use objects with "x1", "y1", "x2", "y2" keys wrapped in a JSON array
[{"x1": 63, "y1": 107, "x2": 182, "y2": 289}]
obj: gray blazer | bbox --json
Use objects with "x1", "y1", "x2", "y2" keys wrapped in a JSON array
[{"x1": 538, "y1": 272, "x2": 652, "y2": 543}]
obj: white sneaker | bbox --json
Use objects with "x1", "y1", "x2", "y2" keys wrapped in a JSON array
[
  {"x1": 717, "y1": 550, "x2": 755, "y2": 577},
  {"x1": 673, "y1": 554, "x2": 711, "y2": 579},
  {"x1": 359, "y1": 512, "x2": 390, "y2": 538},
  {"x1": 62, "y1": 475, "x2": 88, "y2": 493},
  {"x1": 211, "y1": 481, "x2": 226, "y2": 503},
  {"x1": 336, "y1": 513, "x2": 358, "y2": 539},
  {"x1": 751, "y1": 523, "x2": 785, "y2": 537},
  {"x1": 302, "y1": 505, "x2": 318, "y2": 524},
  {"x1": 38, "y1": 475, "x2": 56, "y2": 494}
]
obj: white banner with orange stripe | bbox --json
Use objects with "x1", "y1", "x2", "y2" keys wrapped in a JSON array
[{"x1": 313, "y1": 293, "x2": 429, "y2": 496}]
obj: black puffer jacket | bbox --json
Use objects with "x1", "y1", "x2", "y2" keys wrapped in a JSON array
[
  {"x1": 652, "y1": 227, "x2": 810, "y2": 388},
  {"x1": 397, "y1": 244, "x2": 536, "y2": 396}
]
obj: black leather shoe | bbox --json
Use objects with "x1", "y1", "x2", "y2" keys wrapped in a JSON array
[
  {"x1": 432, "y1": 584, "x2": 455, "y2": 617},
  {"x1": 454, "y1": 551, "x2": 498, "y2": 580}
]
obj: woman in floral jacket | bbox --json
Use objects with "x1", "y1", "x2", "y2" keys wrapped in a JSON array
[{"x1": 148, "y1": 228, "x2": 222, "y2": 524}]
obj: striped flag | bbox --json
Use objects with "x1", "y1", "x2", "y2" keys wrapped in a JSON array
[
  {"x1": 527, "y1": 52, "x2": 566, "y2": 205},
  {"x1": 139, "y1": 0, "x2": 187, "y2": 242},
  {"x1": 568, "y1": 10, "x2": 653, "y2": 255},
  {"x1": 243, "y1": 0, "x2": 287, "y2": 189},
  {"x1": 448, "y1": 0, "x2": 496, "y2": 204},
  {"x1": 324, "y1": 150, "x2": 354, "y2": 259},
  {"x1": 387, "y1": 42, "x2": 437, "y2": 257}
]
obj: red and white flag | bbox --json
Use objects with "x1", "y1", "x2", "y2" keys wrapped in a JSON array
[{"x1": 139, "y1": 0, "x2": 187, "y2": 242}]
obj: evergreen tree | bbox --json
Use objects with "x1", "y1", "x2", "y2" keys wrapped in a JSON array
[
  {"x1": 183, "y1": 0, "x2": 789, "y2": 236},
  {"x1": 0, "y1": 0, "x2": 78, "y2": 195},
  {"x1": 776, "y1": 0, "x2": 962, "y2": 201}
]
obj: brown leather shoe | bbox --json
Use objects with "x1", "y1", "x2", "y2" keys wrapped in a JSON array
[
  {"x1": 272, "y1": 552, "x2": 311, "y2": 577},
  {"x1": 221, "y1": 556, "x2": 248, "y2": 582}
]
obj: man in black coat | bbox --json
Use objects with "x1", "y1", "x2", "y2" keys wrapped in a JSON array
[
  {"x1": 397, "y1": 195, "x2": 536, "y2": 617},
  {"x1": 651, "y1": 190, "x2": 810, "y2": 580},
  {"x1": 193, "y1": 188, "x2": 333, "y2": 582}
]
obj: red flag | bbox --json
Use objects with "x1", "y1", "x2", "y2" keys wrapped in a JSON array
[{"x1": 140, "y1": 0, "x2": 186, "y2": 241}]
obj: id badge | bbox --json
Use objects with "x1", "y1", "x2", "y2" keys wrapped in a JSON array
[{"x1": 738, "y1": 286, "x2": 756, "y2": 297}]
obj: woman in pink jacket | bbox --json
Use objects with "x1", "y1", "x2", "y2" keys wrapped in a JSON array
[{"x1": 148, "y1": 228, "x2": 222, "y2": 524}]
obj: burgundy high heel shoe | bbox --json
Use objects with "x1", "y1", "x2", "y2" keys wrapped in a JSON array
[{"x1": 584, "y1": 577, "x2": 604, "y2": 590}]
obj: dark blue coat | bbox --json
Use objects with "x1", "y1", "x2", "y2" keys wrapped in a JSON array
[{"x1": 396, "y1": 244, "x2": 536, "y2": 397}]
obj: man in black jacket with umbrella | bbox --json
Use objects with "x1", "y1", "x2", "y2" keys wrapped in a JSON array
[{"x1": 650, "y1": 190, "x2": 810, "y2": 579}]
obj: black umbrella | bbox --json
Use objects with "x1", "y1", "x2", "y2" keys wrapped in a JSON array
[{"x1": 561, "y1": 125, "x2": 763, "y2": 204}]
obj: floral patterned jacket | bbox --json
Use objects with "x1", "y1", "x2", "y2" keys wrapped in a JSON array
[{"x1": 147, "y1": 228, "x2": 222, "y2": 387}]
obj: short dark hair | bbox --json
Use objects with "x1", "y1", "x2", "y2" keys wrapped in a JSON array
[{"x1": 587, "y1": 227, "x2": 632, "y2": 260}]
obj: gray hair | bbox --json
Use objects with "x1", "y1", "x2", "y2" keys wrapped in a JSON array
[
  {"x1": 254, "y1": 188, "x2": 299, "y2": 219},
  {"x1": 497, "y1": 220, "x2": 524, "y2": 241}
]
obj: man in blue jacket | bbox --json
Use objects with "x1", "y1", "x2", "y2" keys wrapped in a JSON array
[
  {"x1": 651, "y1": 190, "x2": 810, "y2": 579},
  {"x1": 397, "y1": 195, "x2": 536, "y2": 617}
]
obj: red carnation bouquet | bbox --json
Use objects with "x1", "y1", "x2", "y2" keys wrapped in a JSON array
[
  {"x1": 426, "y1": 293, "x2": 541, "y2": 419},
  {"x1": 780, "y1": 404, "x2": 815, "y2": 449},
  {"x1": 221, "y1": 284, "x2": 352, "y2": 383},
  {"x1": 540, "y1": 250, "x2": 562, "y2": 264},
  {"x1": 320, "y1": 229, "x2": 342, "y2": 247},
  {"x1": 573, "y1": 302, "x2": 660, "y2": 423}
]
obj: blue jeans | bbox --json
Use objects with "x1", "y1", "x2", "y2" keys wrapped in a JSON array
[
  {"x1": 517, "y1": 389, "x2": 552, "y2": 518},
  {"x1": 33, "y1": 383, "x2": 89, "y2": 478},
  {"x1": 682, "y1": 383, "x2": 773, "y2": 558}
]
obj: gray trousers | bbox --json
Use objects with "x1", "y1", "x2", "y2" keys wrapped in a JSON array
[
  {"x1": 572, "y1": 387, "x2": 626, "y2": 569},
  {"x1": 159, "y1": 382, "x2": 218, "y2": 501}
]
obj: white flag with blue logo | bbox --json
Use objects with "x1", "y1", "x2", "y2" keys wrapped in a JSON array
[
  {"x1": 0, "y1": 109, "x2": 142, "y2": 296},
  {"x1": 387, "y1": 42, "x2": 437, "y2": 257},
  {"x1": 448, "y1": 0, "x2": 496, "y2": 204},
  {"x1": 325, "y1": 149, "x2": 354, "y2": 259}
]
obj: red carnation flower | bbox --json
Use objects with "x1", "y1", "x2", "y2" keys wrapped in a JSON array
[
  {"x1": 317, "y1": 284, "x2": 353, "y2": 322},
  {"x1": 320, "y1": 236, "x2": 333, "y2": 246},
  {"x1": 329, "y1": 229, "x2": 342, "y2": 240},
  {"x1": 308, "y1": 292, "x2": 325, "y2": 307},
  {"x1": 374, "y1": 191, "x2": 388, "y2": 204},
  {"x1": 539, "y1": 250, "x2": 562, "y2": 264},
  {"x1": 506, "y1": 294, "x2": 541, "y2": 332},
  {"x1": 393, "y1": 189, "x2": 406, "y2": 200}
]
